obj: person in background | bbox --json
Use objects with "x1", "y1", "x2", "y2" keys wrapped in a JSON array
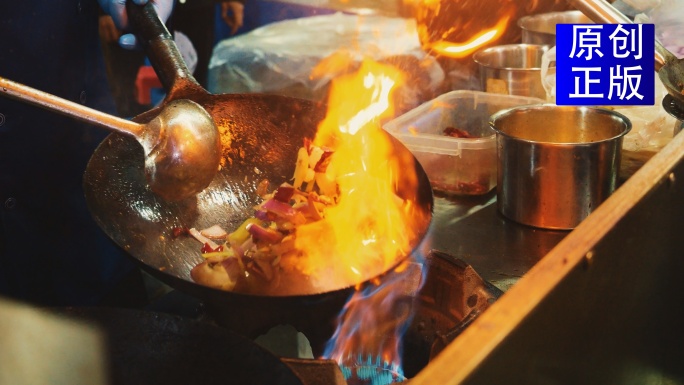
[
  {"x1": 99, "y1": 14, "x2": 149, "y2": 118},
  {"x1": 99, "y1": 1, "x2": 245, "y2": 114},
  {"x1": 168, "y1": 0, "x2": 246, "y2": 88},
  {"x1": 220, "y1": 1, "x2": 246, "y2": 36},
  {"x1": 0, "y1": 0, "x2": 173, "y2": 308}
]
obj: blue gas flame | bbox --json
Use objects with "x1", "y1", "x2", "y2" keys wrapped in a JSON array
[{"x1": 322, "y1": 239, "x2": 430, "y2": 385}]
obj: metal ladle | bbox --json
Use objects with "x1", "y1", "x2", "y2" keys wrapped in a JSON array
[{"x1": 0, "y1": 77, "x2": 221, "y2": 202}]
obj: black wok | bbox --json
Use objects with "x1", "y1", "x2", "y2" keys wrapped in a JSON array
[
  {"x1": 568, "y1": 0, "x2": 684, "y2": 105},
  {"x1": 84, "y1": 2, "x2": 433, "y2": 348}
]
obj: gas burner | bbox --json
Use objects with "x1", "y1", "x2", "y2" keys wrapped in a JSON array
[
  {"x1": 662, "y1": 94, "x2": 684, "y2": 136},
  {"x1": 262, "y1": 250, "x2": 502, "y2": 385},
  {"x1": 145, "y1": 250, "x2": 501, "y2": 385}
]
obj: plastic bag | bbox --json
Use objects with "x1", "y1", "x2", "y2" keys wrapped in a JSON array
[
  {"x1": 613, "y1": 0, "x2": 683, "y2": 57},
  {"x1": 174, "y1": 31, "x2": 197, "y2": 75},
  {"x1": 207, "y1": 13, "x2": 445, "y2": 116},
  {"x1": 540, "y1": 45, "x2": 557, "y2": 102},
  {"x1": 633, "y1": 0, "x2": 684, "y2": 58}
]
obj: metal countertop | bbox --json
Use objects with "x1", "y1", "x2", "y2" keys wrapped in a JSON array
[{"x1": 429, "y1": 192, "x2": 569, "y2": 292}]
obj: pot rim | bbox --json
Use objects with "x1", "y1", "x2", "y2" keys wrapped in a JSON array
[
  {"x1": 489, "y1": 103, "x2": 632, "y2": 146},
  {"x1": 472, "y1": 44, "x2": 550, "y2": 71}
]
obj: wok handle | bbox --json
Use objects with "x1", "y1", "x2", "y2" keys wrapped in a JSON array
[
  {"x1": 566, "y1": 0, "x2": 673, "y2": 71},
  {"x1": 126, "y1": 0, "x2": 207, "y2": 99}
]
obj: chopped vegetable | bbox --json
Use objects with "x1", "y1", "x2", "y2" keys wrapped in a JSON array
[
  {"x1": 313, "y1": 148, "x2": 334, "y2": 172},
  {"x1": 273, "y1": 183, "x2": 295, "y2": 203},
  {"x1": 171, "y1": 227, "x2": 189, "y2": 238},
  {"x1": 292, "y1": 147, "x2": 310, "y2": 189},
  {"x1": 190, "y1": 256, "x2": 241, "y2": 291},
  {"x1": 228, "y1": 218, "x2": 262, "y2": 245},
  {"x1": 201, "y1": 242, "x2": 223, "y2": 254},
  {"x1": 261, "y1": 199, "x2": 307, "y2": 225},
  {"x1": 247, "y1": 223, "x2": 284, "y2": 244},
  {"x1": 188, "y1": 228, "x2": 219, "y2": 250},
  {"x1": 189, "y1": 141, "x2": 340, "y2": 292},
  {"x1": 256, "y1": 179, "x2": 271, "y2": 197},
  {"x1": 200, "y1": 224, "x2": 228, "y2": 240}
]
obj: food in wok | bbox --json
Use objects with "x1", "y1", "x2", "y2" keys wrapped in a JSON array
[
  {"x1": 189, "y1": 140, "x2": 337, "y2": 293},
  {"x1": 187, "y1": 131, "x2": 425, "y2": 296}
]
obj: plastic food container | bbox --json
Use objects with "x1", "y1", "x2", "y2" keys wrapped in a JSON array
[{"x1": 383, "y1": 90, "x2": 543, "y2": 196}]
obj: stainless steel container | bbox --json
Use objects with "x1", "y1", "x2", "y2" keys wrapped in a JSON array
[
  {"x1": 517, "y1": 10, "x2": 592, "y2": 46},
  {"x1": 473, "y1": 44, "x2": 549, "y2": 100},
  {"x1": 489, "y1": 104, "x2": 631, "y2": 230}
]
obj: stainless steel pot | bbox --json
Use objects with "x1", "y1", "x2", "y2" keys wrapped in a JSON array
[
  {"x1": 473, "y1": 44, "x2": 549, "y2": 100},
  {"x1": 490, "y1": 104, "x2": 631, "y2": 230},
  {"x1": 517, "y1": 10, "x2": 593, "y2": 46}
]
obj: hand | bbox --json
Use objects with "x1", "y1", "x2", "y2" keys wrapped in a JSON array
[
  {"x1": 98, "y1": 15, "x2": 122, "y2": 44},
  {"x1": 220, "y1": 1, "x2": 245, "y2": 36},
  {"x1": 97, "y1": 0, "x2": 174, "y2": 49}
]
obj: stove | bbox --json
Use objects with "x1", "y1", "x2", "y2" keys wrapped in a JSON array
[{"x1": 146, "y1": 250, "x2": 501, "y2": 385}]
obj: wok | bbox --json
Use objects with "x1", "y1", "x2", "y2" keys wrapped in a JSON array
[
  {"x1": 567, "y1": 0, "x2": 684, "y2": 105},
  {"x1": 84, "y1": 2, "x2": 432, "y2": 346}
]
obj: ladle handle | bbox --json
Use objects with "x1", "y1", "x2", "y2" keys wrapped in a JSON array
[
  {"x1": 567, "y1": 0, "x2": 673, "y2": 71},
  {"x1": 126, "y1": 0, "x2": 206, "y2": 98},
  {"x1": 0, "y1": 77, "x2": 143, "y2": 137}
]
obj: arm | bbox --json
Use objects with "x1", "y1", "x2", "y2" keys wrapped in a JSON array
[{"x1": 220, "y1": 1, "x2": 246, "y2": 35}]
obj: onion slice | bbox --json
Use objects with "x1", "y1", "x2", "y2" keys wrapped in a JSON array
[
  {"x1": 188, "y1": 228, "x2": 220, "y2": 250},
  {"x1": 273, "y1": 183, "x2": 295, "y2": 203},
  {"x1": 200, "y1": 224, "x2": 228, "y2": 240},
  {"x1": 262, "y1": 199, "x2": 307, "y2": 225},
  {"x1": 247, "y1": 223, "x2": 284, "y2": 244}
]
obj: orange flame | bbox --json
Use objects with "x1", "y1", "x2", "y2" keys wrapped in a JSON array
[
  {"x1": 408, "y1": 0, "x2": 572, "y2": 60},
  {"x1": 291, "y1": 58, "x2": 424, "y2": 290},
  {"x1": 428, "y1": 15, "x2": 511, "y2": 58},
  {"x1": 304, "y1": 55, "x2": 431, "y2": 382}
]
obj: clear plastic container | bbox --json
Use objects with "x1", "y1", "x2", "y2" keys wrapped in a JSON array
[{"x1": 383, "y1": 90, "x2": 543, "y2": 195}]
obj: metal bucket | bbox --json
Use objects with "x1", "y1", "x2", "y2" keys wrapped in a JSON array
[
  {"x1": 473, "y1": 44, "x2": 549, "y2": 100},
  {"x1": 490, "y1": 104, "x2": 631, "y2": 230},
  {"x1": 517, "y1": 10, "x2": 593, "y2": 46}
]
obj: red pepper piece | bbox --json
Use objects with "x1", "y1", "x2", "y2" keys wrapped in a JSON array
[
  {"x1": 172, "y1": 227, "x2": 189, "y2": 238},
  {"x1": 201, "y1": 243, "x2": 224, "y2": 253}
]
